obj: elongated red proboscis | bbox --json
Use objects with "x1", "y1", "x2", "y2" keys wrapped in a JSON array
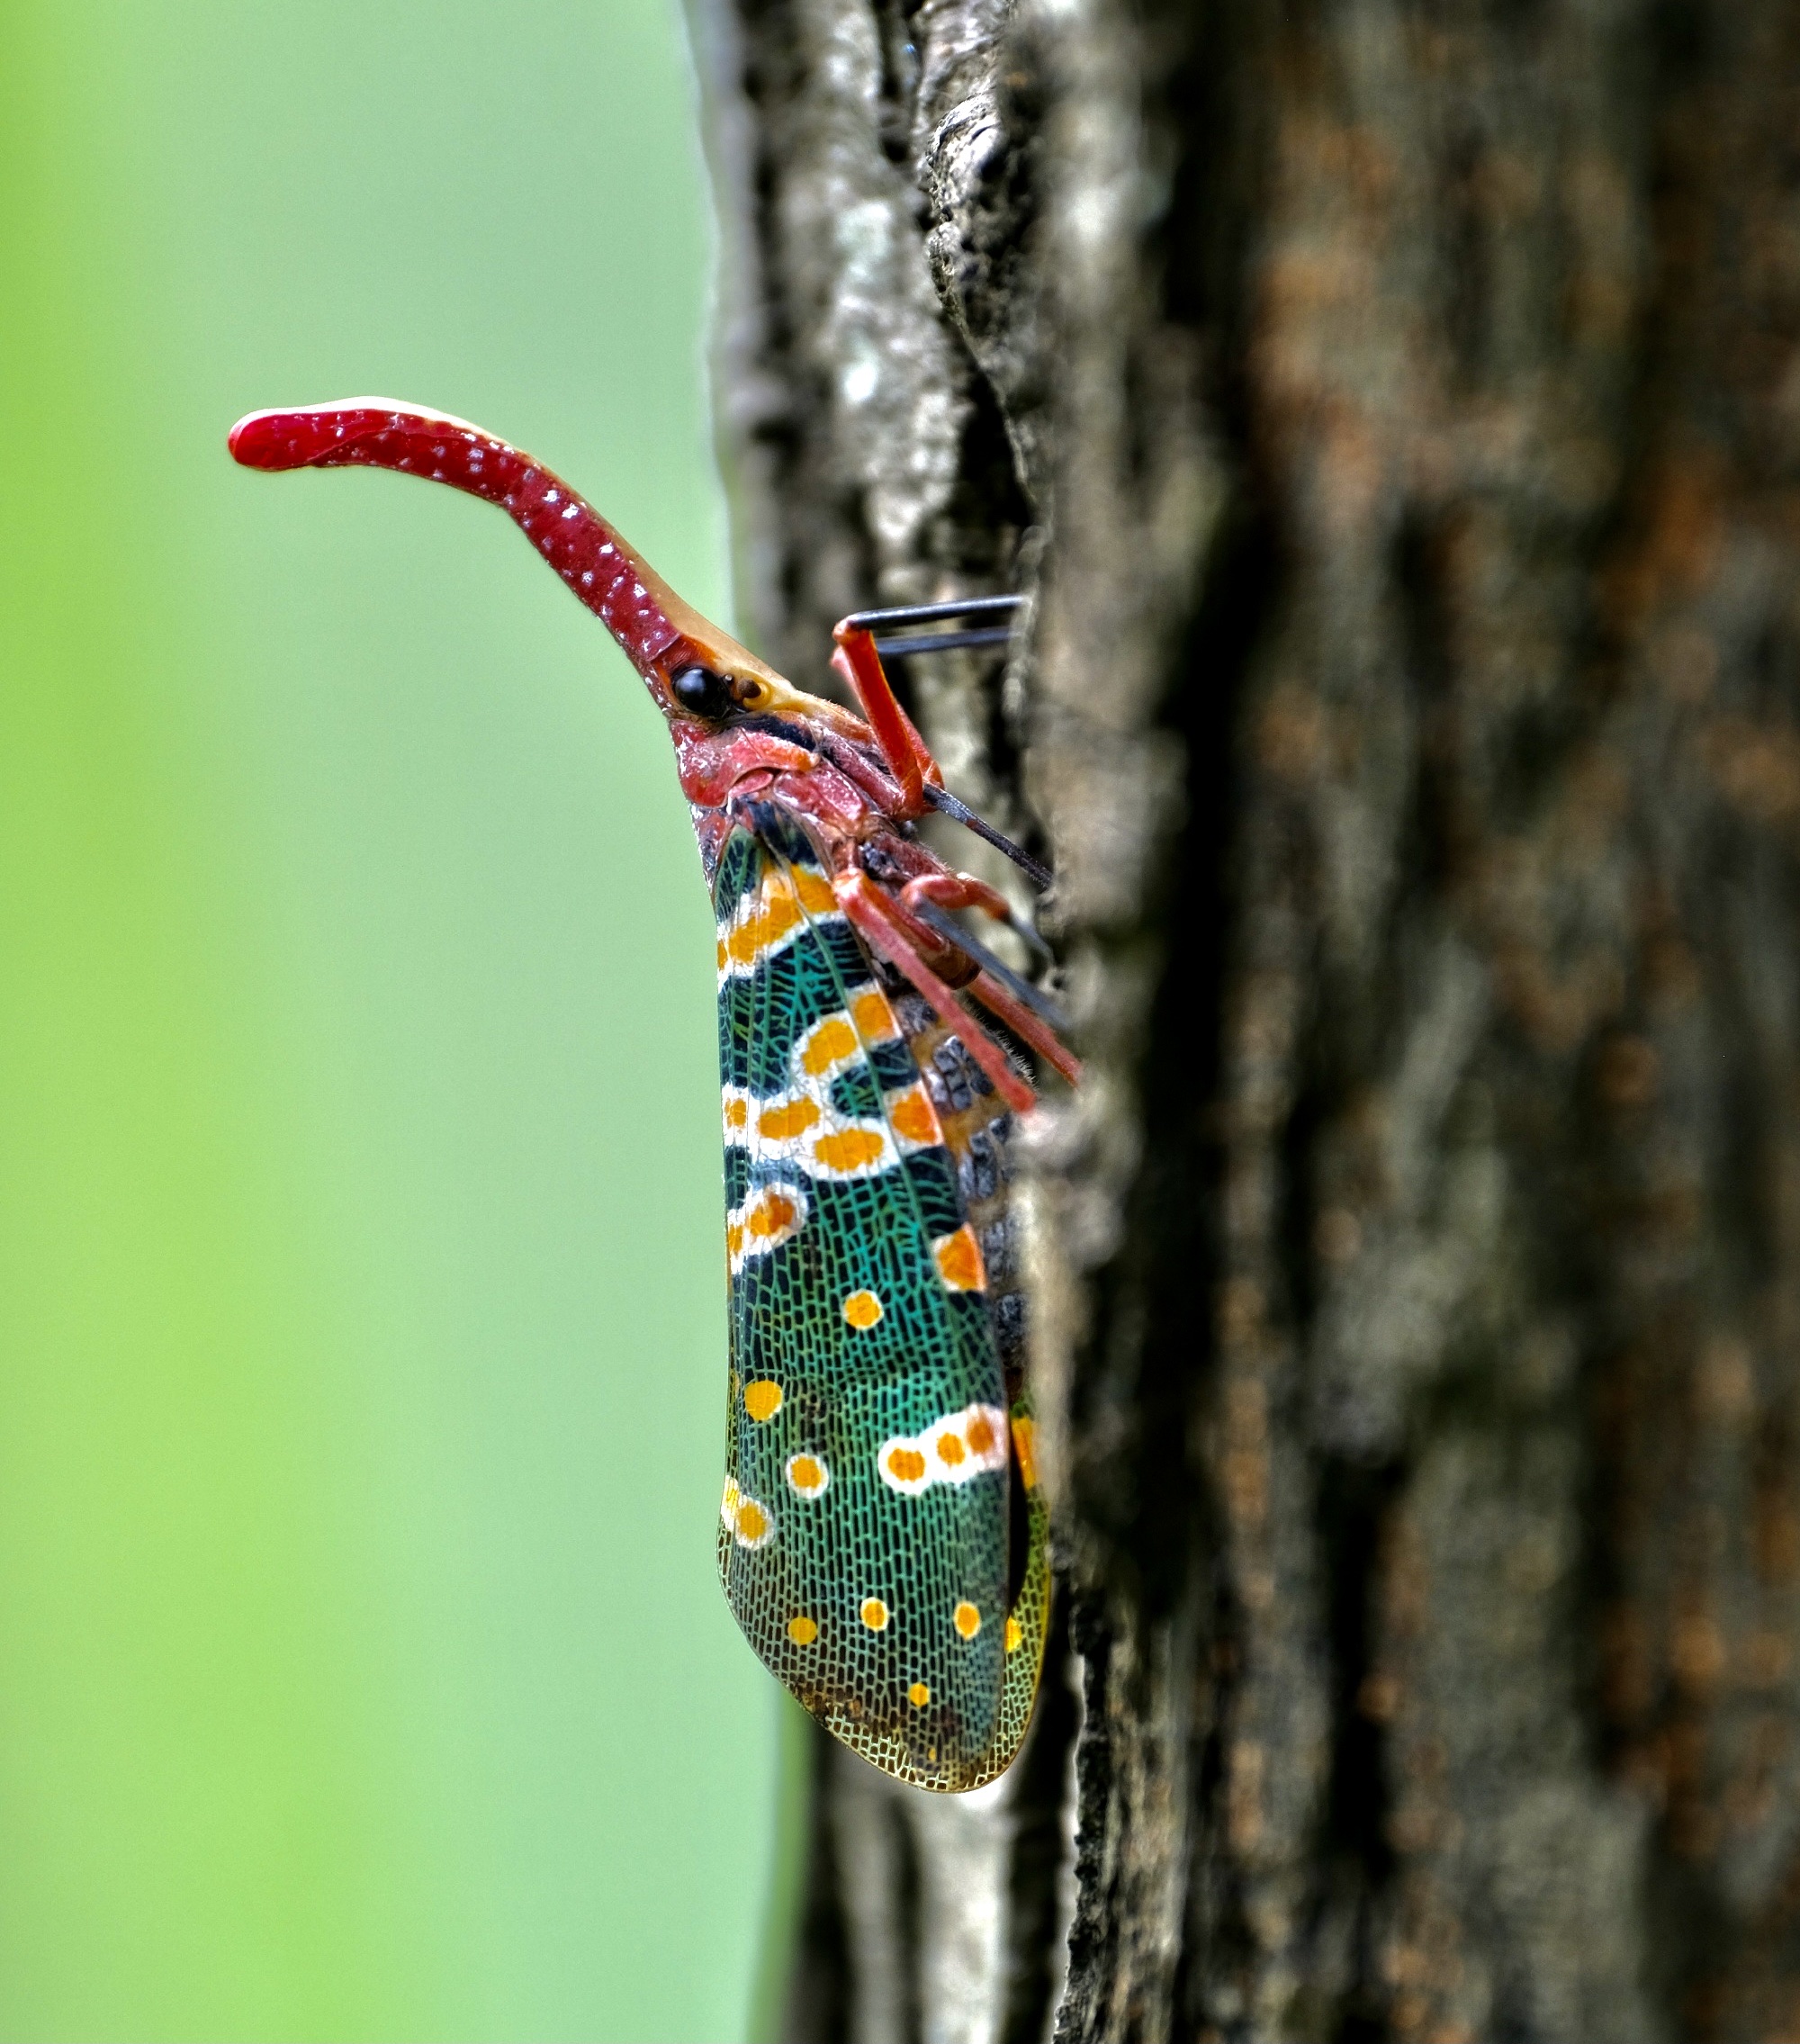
[{"x1": 230, "y1": 401, "x2": 691, "y2": 680}]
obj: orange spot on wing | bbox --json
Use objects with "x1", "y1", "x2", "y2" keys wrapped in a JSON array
[
  {"x1": 788, "y1": 1614, "x2": 819, "y2": 1645},
  {"x1": 1005, "y1": 1616, "x2": 1023, "y2": 1652},
  {"x1": 936, "y1": 1430, "x2": 967, "y2": 1466},
  {"x1": 800, "y1": 1016, "x2": 858, "y2": 1075},
  {"x1": 908, "y1": 1681, "x2": 931, "y2": 1707},
  {"x1": 887, "y1": 1085, "x2": 941, "y2": 1146},
  {"x1": 886, "y1": 1447, "x2": 926, "y2": 1484},
  {"x1": 813, "y1": 1128, "x2": 888, "y2": 1173},
  {"x1": 727, "y1": 885, "x2": 803, "y2": 967},
  {"x1": 735, "y1": 1500, "x2": 770, "y2": 1542},
  {"x1": 794, "y1": 868, "x2": 838, "y2": 914},
  {"x1": 842, "y1": 1289, "x2": 884, "y2": 1329},
  {"x1": 758, "y1": 1097, "x2": 821, "y2": 1141},
  {"x1": 932, "y1": 1224, "x2": 986, "y2": 1292},
  {"x1": 851, "y1": 989, "x2": 899, "y2": 1041},
  {"x1": 725, "y1": 1221, "x2": 745, "y2": 1260},
  {"x1": 860, "y1": 1597, "x2": 890, "y2": 1631},
  {"x1": 724, "y1": 1096, "x2": 748, "y2": 1130},
  {"x1": 749, "y1": 1191, "x2": 797, "y2": 1238},
  {"x1": 787, "y1": 1454, "x2": 825, "y2": 1495},
  {"x1": 965, "y1": 1414, "x2": 997, "y2": 1455},
  {"x1": 953, "y1": 1600, "x2": 982, "y2": 1640},
  {"x1": 744, "y1": 1380, "x2": 783, "y2": 1422}
]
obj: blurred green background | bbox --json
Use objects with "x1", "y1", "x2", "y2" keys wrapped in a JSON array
[{"x1": 0, "y1": 1, "x2": 793, "y2": 2036}]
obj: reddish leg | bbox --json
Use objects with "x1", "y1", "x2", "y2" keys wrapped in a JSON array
[
  {"x1": 832, "y1": 598, "x2": 1058, "y2": 897},
  {"x1": 901, "y1": 869, "x2": 1012, "y2": 924},
  {"x1": 895, "y1": 874, "x2": 1083, "y2": 1088},
  {"x1": 836, "y1": 875, "x2": 1037, "y2": 1115},
  {"x1": 831, "y1": 626, "x2": 941, "y2": 815},
  {"x1": 967, "y1": 972, "x2": 1083, "y2": 1088}
]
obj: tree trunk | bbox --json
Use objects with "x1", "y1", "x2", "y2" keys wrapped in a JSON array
[{"x1": 687, "y1": 0, "x2": 1800, "y2": 2036}]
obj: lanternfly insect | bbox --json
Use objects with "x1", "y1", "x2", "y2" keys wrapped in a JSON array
[{"x1": 229, "y1": 401, "x2": 1081, "y2": 1790}]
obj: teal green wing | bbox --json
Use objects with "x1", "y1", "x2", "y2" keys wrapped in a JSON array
[{"x1": 711, "y1": 812, "x2": 1044, "y2": 1791}]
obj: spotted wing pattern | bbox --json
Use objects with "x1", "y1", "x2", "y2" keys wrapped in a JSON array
[{"x1": 713, "y1": 812, "x2": 1049, "y2": 1790}]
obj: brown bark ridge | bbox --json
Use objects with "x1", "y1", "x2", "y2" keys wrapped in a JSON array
[{"x1": 686, "y1": 0, "x2": 1800, "y2": 2035}]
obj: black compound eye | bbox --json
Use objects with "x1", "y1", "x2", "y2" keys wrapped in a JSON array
[{"x1": 670, "y1": 664, "x2": 736, "y2": 720}]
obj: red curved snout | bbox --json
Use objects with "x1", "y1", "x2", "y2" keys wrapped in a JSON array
[
  {"x1": 225, "y1": 399, "x2": 694, "y2": 677},
  {"x1": 228, "y1": 400, "x2": 464, "y2": 472}
]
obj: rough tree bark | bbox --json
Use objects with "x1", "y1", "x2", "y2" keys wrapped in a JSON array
[{"x1": 686, "y1": 0, "x2": 1800, "y2": 2037}]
